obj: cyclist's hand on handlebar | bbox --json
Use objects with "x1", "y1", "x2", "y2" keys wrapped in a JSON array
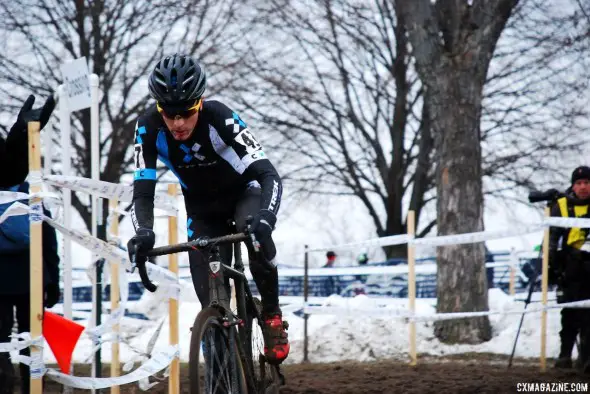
[
  {"x1": 249, "y1": 210, "x2": 276, "y2": 240},
  {"x1": 127, "y1": 228, "x2": 156, "y2": 266}
]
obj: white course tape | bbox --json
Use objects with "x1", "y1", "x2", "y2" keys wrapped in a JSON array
[
  {"x1": 28, "y1": 170, "x2": 43, "y2": 186},
  {"x1": 46, "y1": 345, "x2": 179, "y2": 389},
  {"x1": 43, "y1": 175, "x2": 177, "y2": 215},
  {"x1": 162, "y1": 283, "x2": 181, "y2": 300},
  {"x1": 85, "y1": 307, "x2": 125, "y2": 341},
  {"x1": 0, "y1": 334, "x2": 43, "y2": 353},
  {"x1": 13, "y1": 353, "x2": 46, "y2": 379},
  {"x1": 270, "y1": 261, "x2": 513, "y2": 278},
  {"x1": 44, "y1": 216, "x2": 130, "y2": 270},
  {"x1": 302, "y1": 299, "x2": 590, "y2": 321},
  {"x1": 139, "y1": 377, "x2": 159, "y2": 391},
  {"x1": 145, "y1": 262, "x2": 180, "y2": 284},
  {"x1": 0, "y1": 202, "x2": 30, "y2": 224},
  {"x1": 0, "y1": 191, "x2": 29, "y2": 204},
  {"x1": 412, "y1": 225, "x2": 544, "y2": 247},
  {"x1": 544, "y1": 217, "x2": 590, "y2": 229},
  {"x1": 307, "y1": 234, "x2": 411, "y2": 252},
  {"x1": 146, "y1": 318, "x2": 165, "y2": 357}
]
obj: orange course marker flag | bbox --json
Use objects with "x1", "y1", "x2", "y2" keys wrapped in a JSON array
[{"x1": 43, "y1": 311, "x2": 85, "y2": 374}]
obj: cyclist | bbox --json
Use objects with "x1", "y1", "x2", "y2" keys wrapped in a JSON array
[{"x1": 127, "y1": 54, "x2": 289, "y2": 364}]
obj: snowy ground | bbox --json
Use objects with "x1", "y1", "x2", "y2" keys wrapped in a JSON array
[{"x1": 30, "y1": 287, "x2": 571, "y2": 369}]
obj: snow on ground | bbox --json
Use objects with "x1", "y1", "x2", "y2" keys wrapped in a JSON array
[
  {"x1": 32, "y1": 287, "x2": 572, "y2": 368},
  {"x1": 285, "y1": 289, "x2": 567, "y2": 364}
]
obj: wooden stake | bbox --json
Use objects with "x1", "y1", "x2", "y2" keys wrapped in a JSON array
[
  {"x1": 28, "y1": 121, "x2": 43, "y2": 394},
  {"x1": 540, "y1": 207, "x2": 550, "y2": 372},
  {"x1": 509, "y1": 248, "x2": 516, "y2": 296},
  {"x1": 407, "y1": 210, "x2": 417, "y2": 366},
  {"x1": 168, "y1": 184, "x2": 180, "y2": 394},
  {"x1": 110, "y1": 199, "x2": 120, "y2": 394}
]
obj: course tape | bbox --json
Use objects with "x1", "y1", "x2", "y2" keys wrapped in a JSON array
[
  {"x1": 0, "y1": 202, "x2": 30, "y2": 224},
  {"x1": 0, "y1": 191, "x2": 61, "y2": 204},
  {"x1": 45, "y1": 215, "x2": 179, "y2": 285},
  {"x1": 270, "y1": 261, "x2": 513, "y2": 278},
  {"x1": 544, "y1": 217, "x2": 590, "y2": 229},
  {"x1": 85, "y1": 307, "x2": 125, "y2": 342},
  {"x1": 411, "y1": 225, "x2": 544, "y2": 247},
  {"x1": 44, "y1": 175, "x2": 178, "y2": 215},
  {"x1": 0, "y1": 333, "x2": 42, "y2": 353},
  {"x1": 307, "y1": 234, "x2": 411, "y2": 252},
  {"x1": 14, "y1": 350, "x2": 46, "y2": 379},
  {"x1": 0, "y1": 191, "x2": 29, "y2": 204},
  {"x1": 302, "y1": 299, "x2": 590, "y2": 322},
  {"x1": 45, "y1": 345, "x2": 179, "y2": 389},
  {"x1": 45, "y1": 216, "x2": 131, "y2": 270}
]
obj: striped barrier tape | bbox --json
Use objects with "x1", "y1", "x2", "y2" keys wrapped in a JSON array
[
  {"x1": 307, "y1": 234, "x2": 411, "y2": 252},
  {"x1": 411, "y1": 225, "x2": 544, "y2": 247},
  {"x1": 544, "y1": 216, "x2": 590, "y2": 229},
  {"x1": 302, "y1": 299, "x2": 590, "y2": 322},
  {"x1": 0, "y1": 191, "x2": 63, "y2": 205},
  {"x1": 43, "y1": 175, "x2": 178, "y2": 215},
  {"x1": 13, "y1": 350, "x2": 45, "y2": 379},
  {"x1": 267, "y1": 260, "x2": 515, "y2": 278},
  {"x1": 0, "y1": 333, "x2": 42, "y2": 353},
  {"x1": 45, "y1": 345, "x2": 179, "y2": 389}
]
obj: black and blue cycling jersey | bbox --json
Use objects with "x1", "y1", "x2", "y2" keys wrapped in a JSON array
[{"x1": 131, "y1": 100, "x2": 283, "y2": 229}]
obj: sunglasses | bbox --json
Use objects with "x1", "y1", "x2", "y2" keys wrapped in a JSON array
[{"x1": 157, "y1": 98, "x2": 202, "y2": 119}]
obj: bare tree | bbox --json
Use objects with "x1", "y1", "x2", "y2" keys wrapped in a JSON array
[
  {"x1": 232, "y1": 0, "x2": 590, "y2": 264},
  {"x1": 0, "y1": 0, "x2": 257, "y2": 229},
  {"x1": 395, "y1": 0, "x2": 522, "y2": 343},
  {"x1": 482, "y1": 0, "x2": 590, "y2": 201},
  {"x1": 232, "y1": 0, "x2": 435, "y2": 258}
]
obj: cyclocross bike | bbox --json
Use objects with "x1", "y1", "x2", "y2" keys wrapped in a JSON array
[{"x1": 133, "y1": 229, "x2": 284, "y2": 393}]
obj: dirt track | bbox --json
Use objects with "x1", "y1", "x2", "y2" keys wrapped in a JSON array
[{"x1": 18, "y1": 355, "x2": 590, "y2": 393}]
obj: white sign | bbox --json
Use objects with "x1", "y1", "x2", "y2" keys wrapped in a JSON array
[{"x1": 60, "y1": 57, "x2": 92, "y2": 112}]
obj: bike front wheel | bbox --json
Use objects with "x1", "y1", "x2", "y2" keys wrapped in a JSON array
[{"x1": 189, "y1": 307, "x2": 248, "y2": 394}]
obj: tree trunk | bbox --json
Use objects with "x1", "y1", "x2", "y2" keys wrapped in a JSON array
[
  {"x1": 431, "y1": 70, "x2": 491, "y2": 344},
  {"x1": 396, "y1": 0, "x2": 520, "y2": 344}
]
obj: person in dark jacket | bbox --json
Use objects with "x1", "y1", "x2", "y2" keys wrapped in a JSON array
[
  {"x1": 549, "y1": 166, "x2": 590, "y2": 373},
  {"x1": 0, "y1": 183, "x2": 60, "y2": 394},
  {"x1": 0, "y1": 94, "x2": 55, "y2": 188}
]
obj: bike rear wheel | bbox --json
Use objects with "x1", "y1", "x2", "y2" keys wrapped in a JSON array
[{"x1": 189, "y1": 307, "x2": 248, "y2": 394}]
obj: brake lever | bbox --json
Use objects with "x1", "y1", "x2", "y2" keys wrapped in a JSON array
[
  {"x1": 245, "y1": 216, "x2": 261, "y2": 253},
  {"x1": 249, "y1": 226, "x2": 261, "y2": 253}
]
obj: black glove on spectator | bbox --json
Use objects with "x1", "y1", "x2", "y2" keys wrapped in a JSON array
[
  {"x1": 10, "y1": 94, "x2": 56, "y2": 133},
  {"x1": 44, "y1": 283, "x2": 61, "y2": 308}
]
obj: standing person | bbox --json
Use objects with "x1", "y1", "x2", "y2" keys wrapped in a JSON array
[
  {"x1": 323, "y1": 251, "x2": 337, "y2": 268},
  {"x1": 126, "y1": 54, "x2": 289, "y2": 364},
  {"x1": 0, "y1": 182, "x2": 60, "y2": 394},
  {"x1": 355, "y1": 252, "x2": 369, "y2": 283},
  {"x1": 0, "y1": 95, "x2": 55, "y2": 187},
  {"x1": 322, "y1": 251, "x2": 337, "y2": 295},
  {"x1": 549, "y1": 166, "x2": 590, "y2": 373},
  {"x1": 357, "y1": 252, "x2": 369, "y2": 266},
  {"x1": 485, "y1": 246, "x2": 495, "y2": 289}
]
